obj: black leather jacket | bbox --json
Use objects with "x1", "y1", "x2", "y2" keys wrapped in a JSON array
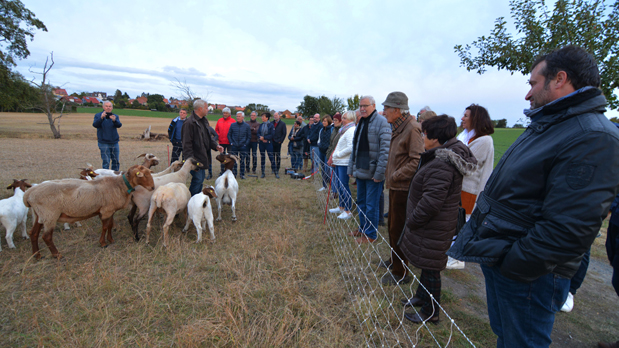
[{"x1": 448, "y1": 88, "x2": 619, "y2": 282}]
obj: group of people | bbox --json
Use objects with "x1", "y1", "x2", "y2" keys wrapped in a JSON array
[{"x1": 91, "y1": 44, "x2": 619, "y2": 348}]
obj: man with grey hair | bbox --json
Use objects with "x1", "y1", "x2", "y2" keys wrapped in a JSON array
[
  {"x1": 380, "y1": 92, "x2": 424, "y2": 284},
  {"x1": 417, "y1": 105, "x2": 432, "y2": 120},
  {"x1": 348, "y1": 96, "x2": 391, "y2": 243},
  {"x1": 215, "y1": 106, "x2": 235, "y2": 176},
  {"x1": 93, "y1": 100, "x2": 122, "y2": 171},
  {"x1": 182, "y1": 99, "x2": 224, "y2": 195}
]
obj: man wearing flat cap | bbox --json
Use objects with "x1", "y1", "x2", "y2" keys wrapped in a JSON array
[{"x1": 379, "y1": 92, "x2": 424, "y2": 284}]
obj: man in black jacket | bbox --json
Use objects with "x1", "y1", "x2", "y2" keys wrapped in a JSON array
[
  {"x1": 448, "y1": 45, "x2": 619, "y2": 347},
  {"x1": 182, "y1": 99, "x2": 223, "y2": 196},
  {"x1": 272, "y1": 112, "x2": 287, "y2": 178}
]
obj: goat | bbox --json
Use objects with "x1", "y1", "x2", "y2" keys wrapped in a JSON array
[
  {"x1": 183, "y1": 186, "x2": 217, "y2": 243},
  {"x1": 127, "y1": 158, "x2": 198, "y2": 241},
  {"x1": 86, "y1": 153, "x2": 160, "y2": 179},
  {"x1": 152, "y1": 160, "x2": 183, "y2": 177},
  {"x1": 145, "y1": 182, "x2": 191, "y2": 247},
  {"x1": 214, "y1": 154, "x2": 239, "y2": 222},
  {"x1": 24, "y1": 165, "x2": 155, "y2": 259},
  {"x1": 135, "y1": 153, "x2": 160, "y2": 169},
  {"x1": 0, "y1": 180, "x2": 31, "y2": 251}
]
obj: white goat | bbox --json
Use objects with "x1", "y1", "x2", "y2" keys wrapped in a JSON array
[
  {"x1": 145, "y1": 182, "x2": 191, "y2": 247},
  {"x1": 183, "y1": 186, "x2": 217, "y2": 243},
  {"x1": 152, "y1": 160, "x2": 183, "y2": 177},
  {"x1": 214, "y1": 154, "x2": 239, "y2": 222},
  {"x1": 127, "y1": 158, "x2": 198, "y2": 241},
  {"x1": 0, "y1": 180, "x2": 31, "y2": 251},
  {"x1": 88, "y1": 153, "x2": 160, "y2": 178}
]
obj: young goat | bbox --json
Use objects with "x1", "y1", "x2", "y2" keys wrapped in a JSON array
[
  {"x1": 183, "y1": 186, "x2": 217, "y2": 243},
  {"x1": 214, "y1": 154, "x2": 239, "y2": 222},
  {"x1": 145, "y1": 182, "x2": 191, "y2": 247},
  {"x1": 152, "y1": 160, "x2": 183, "y2": 177},
  {"x1": 24, "y1": 165, "x2": 155, "y2": 259},
  {"x1": 87, "y1": 153, "x2": 160, "y2": 178},
  {"x1": 0, "y1": 179, "x2": 31, "y2": 251}
]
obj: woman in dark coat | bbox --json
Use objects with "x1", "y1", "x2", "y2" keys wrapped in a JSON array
[{"x1": 398, "y1": 115, "x2": 477, "y2": 324}]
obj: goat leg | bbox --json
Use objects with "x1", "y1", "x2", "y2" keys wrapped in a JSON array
[
  {"x1": 105, "y1": 215, "x2": 115, "y2": 244},
  {"x1": 41, "y1": 226, "x2": 61, "y2": 259},
  {"x1": 29, "y1": 221, "x2": 43, "y2": 259}
]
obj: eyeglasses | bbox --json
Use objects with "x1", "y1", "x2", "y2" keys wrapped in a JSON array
[{"x1": 359, "y1": 104, "x2": 372, "y2": 108}]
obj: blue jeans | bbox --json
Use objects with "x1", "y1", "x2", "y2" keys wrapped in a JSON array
[
  {"x1": 189, "y1": 169, "x2": 205, "y2": 196},
  {"x1": 248, "y1": 142, "x2": 258, "y2": 172},
  {"x1": 230, "y1": 145, "x2": 248, "y2": 177},
  {"x1": 356, "y1": 179, "x2": 382, "y2": 240},
  {"x1": 334, "y1": 165, "x2": 351, "y2": 211},
  {"x1": 170, "y1": 141, "x2": 182, "y2": 163},
  {"x1": 481, "y1": 264, "x2": 569, "y2": 348},
  {"x1": 98, "y1": 142, "x2": 120, "y2": 171},
  {"x1": 310, "y1": 146, "x2": 320, "y2": 174}
]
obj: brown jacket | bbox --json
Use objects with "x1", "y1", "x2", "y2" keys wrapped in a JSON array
[
  {"x1": 398, "y1": 138, "x2": 477, "y2": 271},
  {"x1": 385, "y1": 115, "x2": 424, "y2": 191}
]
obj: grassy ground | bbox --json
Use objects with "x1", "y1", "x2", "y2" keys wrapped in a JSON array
[
  {"x1": 0, "y1": 112, "x2": 617, "y2": 347},
  {"x1": 490, "y1": 128, "x2": 525, "y2": 168}
]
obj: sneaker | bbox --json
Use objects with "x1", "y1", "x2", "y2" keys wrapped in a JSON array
[
  {"x1": 561, "y1": 292, "x2": 574, "y2": 312},
  {"x1": 317, "y1": 187, "x2": 326, "y2": 192},
  {"x1": 445, "y1": 256, "x2": 465, "y2": 270},
  {"x1": 338, "y1": 212, "x2": 352, "y2": 220},
  {"x1": 329, "y1": 207, "x2": 342, "y2": 214}
]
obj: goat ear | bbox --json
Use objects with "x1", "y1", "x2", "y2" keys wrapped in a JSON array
[
  {"x1": 135, "y1": 153, "x2": 146, "y2": 159},
  {"x1": 204, "y1": 188, "x2": 217, "y2": 198},
  {"x1": 6, "y1": 184, "x2": 12, "y2": 190},
  {"x1": 135, "y1": 171, "x2": 144, "y2": 178}
]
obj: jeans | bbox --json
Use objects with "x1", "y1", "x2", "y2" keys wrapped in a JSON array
[
  {"x1": 273, "y1": 142, "x2": 282, "y2": 173},
  {"x1": 248, "y1": 142, "x2": 258, "y2": 172},
  {"x1": 481, "y1": 264, "x2": 569, "y2": 348},
  {"x1": 230, "y1": 145, "x2": 248, "y2": 177},
  {"x1": 170, "y1": 141, "x2": 182, "y2": 163},
  {"x1": 189, "y1": 169, "x2": 205, "y2": 196},
  {"x1": 569, "y1": 248, "x2": 590, "y2": 295},
  {"x1": 310, "y1": 146, "x2": 320, "y2": 174},
  {"x1": 258, "y1": 142, "x2": 275, "y2": 174},
  {"x1": 356, "y1": 179, "x2": 382, "y2": 240},
  {"x1": 98, "y1": 142, "x2": 120, "y2": 171},
  {"x1": 379, "y1": 183, "x2": 385, "y2": 224},
  {"x1": 334, "y1": 165, "x2": 351, "y2": 211}
]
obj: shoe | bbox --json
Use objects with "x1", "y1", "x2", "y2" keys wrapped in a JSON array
[
  {"x1": 598, "y1": 341, "x2": 619, "y2": 348},
  {"x1": 381, "y1": 272, "x2": 411, "y2": 285},
  {"x1": 329, "y1": 207, "x2": 343, "y2": 213},
  {"x1": 377, "y1": 259, "x2": 392, "y2": 269},
  {"x1": 275, "y1": 173, "x2": 280, "y2": 179},
  {"x1": 348, "y1": 230, "x2": 362, "y2": 237},
  {"x1": 561, "y1": 292, "x2": 574, "y2": 312},
  {"x1": 404, "y1": 311, "x2": 439, "y2": 324},
  {"x1": 401, "y1": 297, "x2": 425, "y2": 307},
  {"x1": 261, "y1": 173, "x2": 265, "y2": 178},
  {"x1": 240, "y1": 175, "x2": 245, "y2": 179},
  {"x1": 446, "y1": 257, "x2": 465, "y2": 270},
  {"x1": 318, "y1": 187, "x2": 326, "y2": 192},
  {"x1": 355, "y1": 236, "x2": 376, "y2": 244},
  {"x1": 206, "y1": 173, "x2": 212, "y2": 180},
  {"x1": 337, "y1": 211, "x2": 352, "y2": 220}
]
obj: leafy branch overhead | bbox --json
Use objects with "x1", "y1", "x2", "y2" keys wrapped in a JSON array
[
  {"x1": 454, "y1": 0, "x2": 619, "y2": 109},
  {"x1": 0, "y1": 0, "x2": 47, "y2": 68}
]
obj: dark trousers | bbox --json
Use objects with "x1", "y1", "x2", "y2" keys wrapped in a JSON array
[
  {"x1": 569, "y1": 248, "x2": 590, "y2": 295},
  {"x1": 258, "y1": 141, "x2": 275, "y2": 174},
  {"x1": 248, "y1": 141, "x2": 258, "y2": 173},
  {"x1": 219, "y1": 144, "x2": 230, "y2": 174},
  {"x1": 388, "y1": 189, "x2": 409, "y2": 277},
  {"x1": 273, "y1": 142, "x2": 282, "y2": 173},
  {"x1": 415, "y1": 269, "x2": 441, "y2": 317},
  {"x1": 230, "y1": 145, "x2": 248, "y2": 177},
  {"x1": 171, "y1": 141, "x2": 182, "y2": 163}
]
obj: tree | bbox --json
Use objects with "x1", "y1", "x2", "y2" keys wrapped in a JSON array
[
  {"x1": 0, "y1": 0, "x2": 47, "y2": 69},
  {"x1": 347, "y1": 94, "x2": 360, "y2": 111},
  {"x1": 113, "y1": 89, "x2": 123, "y2": 104},
  {"x1": 610, "y1": 116, "x2": 619, "y2": 123},
  {"x1": 495, "y1": 119, "x2": 508, "y2": 128},
  {"x1": 0, "y1": 65, "x2": 39, "y2": 111},
  {"x1": 28, "y1": 53, "x2": 65, "y2": 138},
  {"x1": 454, "y1": 0, "x2": 619, "y2": 108},
  {"x1": 316, "y1": 95, "x2": 346, "y2": 115},
  {"x1": 513, "y1": 123, "x2": 525, "y2": 128},
  {"x1": 244, "y1": 103, "x2": 269, "y2": 115},
  {"x1": 171, "y1": 78, "x2": 210, "y2": 110},
  {"x1": 297, "y1": 95, "x2": 320, "y2": 117}
]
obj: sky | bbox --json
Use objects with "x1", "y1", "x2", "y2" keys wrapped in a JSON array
[{"x1": 14, "y1": 0, "x2": 619, "y2": 126}]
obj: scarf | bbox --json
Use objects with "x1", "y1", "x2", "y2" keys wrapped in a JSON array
[
  {"x1": 457, "y1": 128, "x2": 476, "y2": 145},
  {"x1": 339, "y1": 122, "x2": 354, "y2": 135},
  {"x1": 352, "y1": 110, "x2": 375, "y2": 169}
]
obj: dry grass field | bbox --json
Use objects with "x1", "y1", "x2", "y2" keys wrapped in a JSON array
[{"x1": 0, "y1": 112, "x2": 617, "y2": 347}]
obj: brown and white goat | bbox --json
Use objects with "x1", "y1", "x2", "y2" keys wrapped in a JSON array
[
  {"x1": 24, "y1": 165, "x2": 155, "y2": 259},
  {"x1": 0, "y1": 179, "x2": 32, "y2": 251},
  {"x1": 183, "y1": 186, "x2": 217, "y2": 243},
  {"x1": 214, "y1": 154, "x2": 239, "y2": 222}
]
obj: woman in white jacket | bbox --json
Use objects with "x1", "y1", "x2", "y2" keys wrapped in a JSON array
[
  {"x1": 448, "y1": 104, "x2": 494, "y2": 270},
  {"x1": 328, "y1": 111, "x2": 357, "y2": 219}
]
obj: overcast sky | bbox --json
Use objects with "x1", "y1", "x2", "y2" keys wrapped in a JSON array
[{"x1": 15, "y1": 0, "x2": 619, "y2": 125}]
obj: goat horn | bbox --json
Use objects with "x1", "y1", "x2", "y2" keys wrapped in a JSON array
[
  {"x1": 135, "y1": 153, "x2": 146, "y2": 159},
  {"x1": 230, "y1": 155, "x2": 240, "y2": 162}
]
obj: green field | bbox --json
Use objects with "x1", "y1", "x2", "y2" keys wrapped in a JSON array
[{"x1": 490, "y1": 128, "x2": 525, "y2": 167}]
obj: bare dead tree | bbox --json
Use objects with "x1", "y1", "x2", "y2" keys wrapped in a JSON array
[
  {"x1": 28, "y1": 52, "x2": 64, "y2": 139},
  {"x1": 170, "y1": 78, "x2": 211, "y2": 111}
]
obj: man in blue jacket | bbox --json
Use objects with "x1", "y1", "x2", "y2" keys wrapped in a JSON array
[
  {"x1": 272, "y1": 111, "x2": 287, "y2": 177},
  {"x1": 93, "y1": 101, "x2": 122, "y2": 171},
  {"x1": 167, "y1": 109, "x2": 187, "y2": 163},
  {"x1": 228, "y1": 111, "x2": 251, "y2": 179},
  {"x1": 307, "y1": 113, "x2": 321, "y2": 174},
  {"x1": 258, "y1": 112, "x2": 276, "y2": 178},
  {"x1": 448, "y1": 45, "x2": 619, "y2": 348}
]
